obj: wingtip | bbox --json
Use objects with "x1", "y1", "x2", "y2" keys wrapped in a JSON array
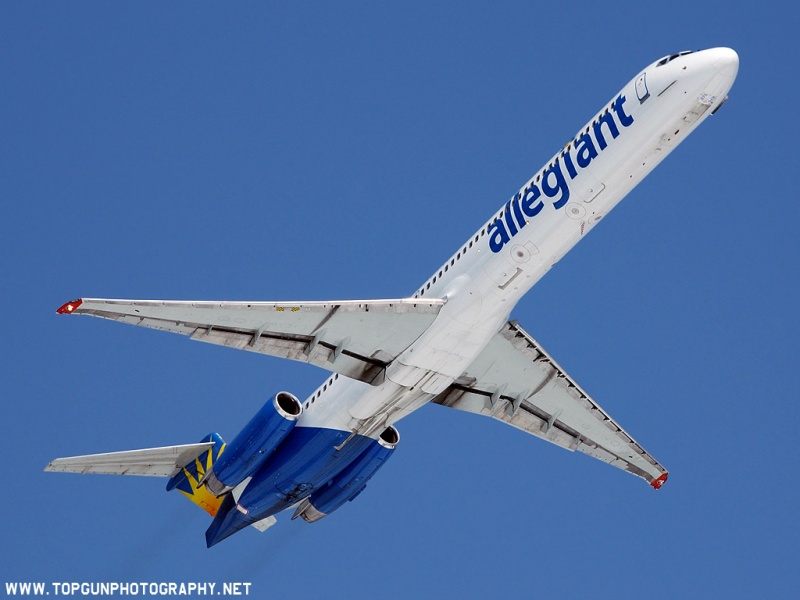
[
  {"x1": 56, "y1": 299, "x2": 83, "y2": 314},
  {"x1": 43, "y1": 460, "x2": 62, "y2": 472},
  {"x1": 650, "y1": 472, "x2": 668, "y2": 489}
]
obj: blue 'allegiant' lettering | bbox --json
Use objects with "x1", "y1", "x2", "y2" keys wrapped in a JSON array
[
  {"x1": 575, "y1": 133, "x2": 598, "y2": 168},
  {"x1": 563, "y1": 151, "x2": 578, "y2": 179},
  {"x1": 592, "y1": 111, "x2": 620, "y2": 151},
  {"x1": 612, "y1": 94, "x2": 634, "y2": 126},
  {"x1": 488, "y1": 94, "x2": 634, "y2": 253},
  {"x1": 542, "y1": 160, "x2": 570, "y2": 209},
  {"x1": 521, "y1": 185, "x2": 543, "y2": 217},
  {"x1": 512, "y1": 194, "x2": 526, "y2": 229},
  {"x1": 489, "y1": 218, "x2": 510, "y2": 253},
  {"x1": 503, "y1": 199, "x2": 519, "y2": 237}
]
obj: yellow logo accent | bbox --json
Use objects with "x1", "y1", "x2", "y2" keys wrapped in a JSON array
[{"x1": 177, "y1": 444, "x2": 226, "y2": 517}]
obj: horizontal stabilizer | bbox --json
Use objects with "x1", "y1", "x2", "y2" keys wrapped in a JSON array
[{"x1": 44, "y1": 442, "x2": 215, "y2": 478}]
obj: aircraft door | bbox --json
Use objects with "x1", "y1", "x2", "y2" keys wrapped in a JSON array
[{"x1": 636, "y1": 73, "x2": 650, "y2": 103}]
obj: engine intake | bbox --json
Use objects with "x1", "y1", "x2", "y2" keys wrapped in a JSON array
[{"x1": 204, "y1": 392, "x2": 302, "y2": 496}]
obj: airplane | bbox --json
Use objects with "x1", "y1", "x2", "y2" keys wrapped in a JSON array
[{"x1": 47, "y1": 48, "x2": 739, "y2": 547}]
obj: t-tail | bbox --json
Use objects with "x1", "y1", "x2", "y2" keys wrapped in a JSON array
[
  {"x1": 165, "y1": 433, "x2": 227, "y2": 517},
  {"x1": 45, "y1": 392, "x2": 305, "y2": 544}
]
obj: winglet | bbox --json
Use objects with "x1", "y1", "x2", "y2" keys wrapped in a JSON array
[
  {"x1": 57, "y1": 299, "x2": 83, "y2": 314},
  {"x1": 650, "y1": 472, "x2": 668, "y2": 489}
]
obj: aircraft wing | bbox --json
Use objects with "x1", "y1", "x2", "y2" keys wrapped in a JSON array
[
  {"x1": 44, "y1": 442, "x2": 214, "y2": 477},
  {"x1": 432, "y1": 320, "x2": 668, "y2": 488},
  {"x1": 57, "y1": 298, "x2": 444, "y2": 384}
]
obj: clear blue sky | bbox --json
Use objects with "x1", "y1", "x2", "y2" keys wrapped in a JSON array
[{"x1": 2, "y1": 3, "x2": 797, "y2": 598}]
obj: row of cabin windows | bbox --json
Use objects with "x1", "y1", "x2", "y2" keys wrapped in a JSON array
[
  {"x1": 417, "y1": 92, "x2": 634, "y2": 299},
  {"x1": 304, "y1": 373, "x2": 339, "y2": 410},
  {"x1": 581, "y1": 104, "x2": 614, "y2": 138},
  {"x1": 416, "y1": 230, "x2": 487, "y2": 297},
  {"x1": 504, "y1": 101, "x2": 616, "y2": 190}
]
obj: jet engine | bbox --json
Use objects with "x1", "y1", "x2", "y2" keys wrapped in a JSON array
[
  {"x1": 203, "y1": 391, "x2": 302, "y2": 496},
  {"x1": 293, "y1": 425, "x2": 399, "y2": 523}
]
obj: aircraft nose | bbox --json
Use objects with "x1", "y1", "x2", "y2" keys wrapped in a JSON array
[
  {"x1": 707, "y1": 47, "x2": 739, "y2": 78},
  {"x1": 686, "y1": 47, "x2": 739, "y2": 98}
]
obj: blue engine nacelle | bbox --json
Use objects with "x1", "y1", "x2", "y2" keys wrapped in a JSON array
[
  {"x1": 292, "y1": 425, "x2": 399, "y2": 523},
  {"x1": 203, "y1": 391, "x2": 302, "y2": 496}
]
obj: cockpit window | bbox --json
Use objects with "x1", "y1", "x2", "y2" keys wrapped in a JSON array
[{"x1": 656, "y1": 50, "x2": 695, "y2": 67}]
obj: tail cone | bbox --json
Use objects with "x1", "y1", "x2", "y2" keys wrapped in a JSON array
[{"x1": 205, "y1": 495, "x2": 252, "y2": 548}]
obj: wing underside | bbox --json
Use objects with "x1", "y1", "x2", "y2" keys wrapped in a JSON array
[
  {"x1": 57, "y1": 299, "x2": 666, "y2": 486},
  {"x1": 433, "y1": 320, "x2": 668, "y2": 487},
  {"x1": 58, "y1": 297, "x2": 444, "y2": 384}
]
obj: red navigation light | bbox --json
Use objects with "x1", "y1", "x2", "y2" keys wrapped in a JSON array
[
  {"x1": 651, "y1": 472, "x2": 668, "y2": 490},
  {"x1": 56, "y1": 299, "x2": 83, "y2": 314}
]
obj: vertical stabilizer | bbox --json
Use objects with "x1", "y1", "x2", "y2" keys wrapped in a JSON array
[{"x1": 166, "y1": 433, "x2": 227, "y2": 516}]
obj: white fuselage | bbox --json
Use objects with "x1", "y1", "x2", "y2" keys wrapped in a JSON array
[{"x1": 298, "y1": 48, "x2": 739, "y2": 438}]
